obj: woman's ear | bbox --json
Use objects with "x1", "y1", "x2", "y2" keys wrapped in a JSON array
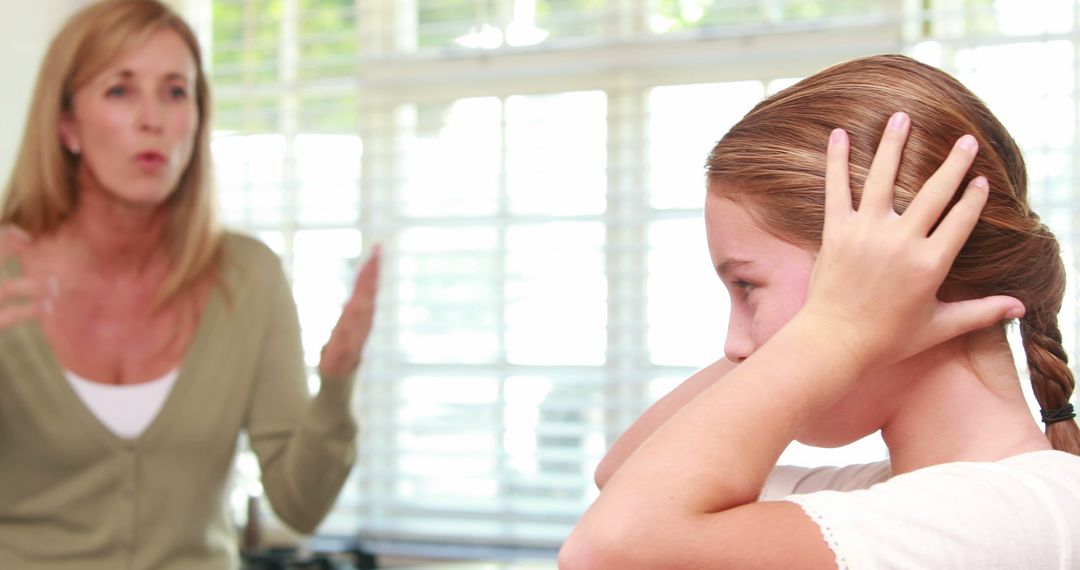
[{"x1": 58, "y1": 113, "x2": 80, "y2": 155}]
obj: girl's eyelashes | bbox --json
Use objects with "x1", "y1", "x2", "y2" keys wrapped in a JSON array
[
  {"x1": 730, "y1": 280, "x2": 756, "y2": 293},
  {"x1": 731, "y1": 279, "x2": 757, "y2": 293},
  {"x1": 105, "y1": 84, "x2": 128, "y2": 98}
]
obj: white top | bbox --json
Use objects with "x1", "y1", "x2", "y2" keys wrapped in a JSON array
[
  {"x1": 760, "y1": 451, "x2": 1080, "y2": 569},
  {"x1": 65, "y1": 369, "x2": 180, "y2": 439}
]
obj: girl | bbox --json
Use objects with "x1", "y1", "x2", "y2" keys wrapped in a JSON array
[{"x1": 562, "y1": 54, "x2": 1080, "y2": 569}]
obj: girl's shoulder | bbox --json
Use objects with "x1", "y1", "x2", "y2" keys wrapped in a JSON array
[{"x1": 782, "y1": 450, "x2": 1080, "y2": 570}]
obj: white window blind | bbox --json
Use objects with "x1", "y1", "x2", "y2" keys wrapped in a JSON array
[{"x1": 199, "y1": 0, "x2": 1079, "y2": 557}]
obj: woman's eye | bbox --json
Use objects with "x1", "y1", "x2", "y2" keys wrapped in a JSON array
[
  {"x1": 168, "y1": 85, "x2": 188, "y2": 99},
  {"x1": 105, "y1": 85, "x2": 128, "y2": 98}
]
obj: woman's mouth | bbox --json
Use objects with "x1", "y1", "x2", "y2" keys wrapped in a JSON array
[{"x1": 135, "y1": 151, "x2": 166, "y2": 171}]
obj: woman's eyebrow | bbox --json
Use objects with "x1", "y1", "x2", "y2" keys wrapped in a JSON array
[{"x1": 99, "y1": 69, "x2": 193, "y2": 83}]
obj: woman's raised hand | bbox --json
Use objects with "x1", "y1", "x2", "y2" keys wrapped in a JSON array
[
  {"x1": 0, "y1": 226, "x2": 55, "y2": 329},
  {"x1": 318, "y1": 245, "x2": 381, "y2": 381},
  {"x1": 800, "y1": 112, "x2": 1024, "y2": 367}
]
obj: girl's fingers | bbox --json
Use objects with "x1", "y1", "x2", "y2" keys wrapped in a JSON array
[
  {"x1": 927, "y1": 175, "x2": 989, "y2": 259},
  {"x1": 903, "y1": 135, "x2": 980, "y2": 234},
  {"x1": 930, "y1": 295, "x2": 1025, "y2": 345},
  {"x1": 824, "y1": 128, "x2": 853, "y2": 228},
  {"x1": 859, "y1": 111, "x2": 911, "y2": 214}
]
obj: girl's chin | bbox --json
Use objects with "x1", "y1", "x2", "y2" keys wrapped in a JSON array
[{"x1": 794, "y1": 423, "x2": 878, "y2": 448}]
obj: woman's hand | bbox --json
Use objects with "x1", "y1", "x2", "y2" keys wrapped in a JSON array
[
  {"x1": 799, "y1": 112, "x2": 1024, "y2": 368},
  {"x1": 318, "y1": 245, "x2": 381, "y2": 381},
  {"x1": 0, "y1": 226, "x2": 55, "y2": 329}
]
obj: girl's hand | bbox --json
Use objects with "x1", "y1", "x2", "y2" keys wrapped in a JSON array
[
  {"x1": 318, "y1": 245, "x2": 381, "y2": 381},
  {"x1": 799, "y1": 112, "x2": 1023, "y2": 367},
  {"x1": 0, "y1": 226, "x2": 55, "y2": 329}
]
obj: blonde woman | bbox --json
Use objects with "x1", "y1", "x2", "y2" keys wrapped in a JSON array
[
  {"x1": 0, "y1": 1, "x2": 378, "y2": 568},
  {"x1": 562, "y1": 55, "x2": 1080, "y2": 569}
]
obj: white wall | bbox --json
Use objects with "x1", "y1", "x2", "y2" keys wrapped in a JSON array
[
  {"x1": 1, "y1": 0, "x2": 195, "y2": 187},
  {"x1": 0, "y1": 0, "x2": 92, "y2": 187}
]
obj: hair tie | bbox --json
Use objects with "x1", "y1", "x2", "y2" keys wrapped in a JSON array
[{"x1": 1040, "y1": 403, "x2": 1076, "y2": 424}]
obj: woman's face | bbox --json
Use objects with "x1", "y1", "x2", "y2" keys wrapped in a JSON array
[
  {"x1": 705, "y1": 190, "x2": 891, "y2": 446},
  {"x1": 60, "y1": 27, "x2": 198, "y2": 209}
]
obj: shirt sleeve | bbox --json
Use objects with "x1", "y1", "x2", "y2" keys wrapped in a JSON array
[
  {"x1": 244, "y1": 246, "x2": 359, "y2": 535},
  {"x1": 760, "y1": 461, "x2": 891, "y2": 500},
  {"x1": 782, "y1": 457, "x2": 1078, "y2": 570}
]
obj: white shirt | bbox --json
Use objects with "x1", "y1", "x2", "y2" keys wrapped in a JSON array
[
  {"x1": 761, "y1": 450, "x2": 1080, "y2": 569},
  {"x1": 65, "y1": 369, "x2": 180, "y2": 439}
]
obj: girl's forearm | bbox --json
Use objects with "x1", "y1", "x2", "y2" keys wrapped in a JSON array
[
  {"x1": 594, "y1": 358, "x2": 736, "y2": 489},
  {"x1": 588, "y1": 315, "x2": 866, "y2": 518}
]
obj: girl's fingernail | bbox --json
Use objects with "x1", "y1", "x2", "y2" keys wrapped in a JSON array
[
  {"x1": 958, "y1": 134, "x2": 978, "y2": 151},
  {"x1": 888, "y1": 112, "x2": 909, "y2": 131},
  {"x1": 830, "y1": 128, "x2": 846, "y2": 145},
  {"x1": 971, "y1": 176, "x2": 988, "y2": 190},
  {"x1": 1007, "y1": 306, "x2": 1025, "y2": 319}
]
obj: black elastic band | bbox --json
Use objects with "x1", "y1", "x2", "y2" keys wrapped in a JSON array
[{"x1": 1040, "y1": 403, "x2": 1076, "y2": 424}]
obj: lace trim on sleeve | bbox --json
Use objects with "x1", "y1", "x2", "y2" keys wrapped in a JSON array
[{"x1": 788, "y1": 497, "x2": 848, "y2": 570}]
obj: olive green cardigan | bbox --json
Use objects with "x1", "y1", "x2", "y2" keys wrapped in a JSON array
[{"x1": 0, "y1": 233, "x2": 358, "y2": 569}]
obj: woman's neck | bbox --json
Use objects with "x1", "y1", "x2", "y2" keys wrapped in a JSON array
[
  {"x1": 59, "y1": 174, "x2": 170, "y2": 278},
  {"x1": 880, "y1": 326, "x2": 1052, "y2": 474}
]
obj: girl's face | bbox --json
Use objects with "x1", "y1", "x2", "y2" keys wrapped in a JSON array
[
  {"x1": 705, "y1": 191, "x2": 891, "y2": 446},
  {"x1": 704, "y1": 194, "x2": 816, "y2": 364},
  {"x1": 60, "y1": 28, "x2": 199, "y2": 209}
]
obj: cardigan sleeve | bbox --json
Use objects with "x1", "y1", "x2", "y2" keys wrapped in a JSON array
[{"x1": 244, "y1": 248, "x2": 359, "y2": 535}]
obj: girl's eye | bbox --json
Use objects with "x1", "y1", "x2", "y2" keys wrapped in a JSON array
[
  {"x1": 168, "y1": 85, "x2": 188, "y2": 99},
  {"x1": 105, "y1": 85, "x2": 128, "y2": 98},
  {"x1": 733, "y1": 279, "x2": 756, "y2": 293}
]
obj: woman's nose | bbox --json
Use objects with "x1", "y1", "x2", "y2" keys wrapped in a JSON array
[{"x1": 137, "y1": 96, "x2": 164, "y2": 132}]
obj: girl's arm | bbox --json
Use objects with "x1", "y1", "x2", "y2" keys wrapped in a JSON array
[
  {"x1": 559, "y1": 118, "x2": 1023, "y2": 569},
  {"x1": 594, "y1": 358, "x2": 736, "y2": 489}
]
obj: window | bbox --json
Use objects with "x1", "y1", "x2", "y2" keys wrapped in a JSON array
[{"x1": 200, "y1": 0, "x2": 1079, "y2": 558}]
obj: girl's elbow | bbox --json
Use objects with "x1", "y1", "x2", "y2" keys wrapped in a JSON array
[
  {"x1": 558, "y1": 530, "x2": 619, "y2": 570},
  {"x1": 559, "y1": 520, "x2": 658, "y2": 570}
]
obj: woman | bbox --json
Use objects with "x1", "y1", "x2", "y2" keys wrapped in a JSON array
[
  {"x1": 562, "y1": 55, "x2": 1080, "y2": 568},
  {"x1": 0, "y1": 1, "x2": 378, "y2": 568}
]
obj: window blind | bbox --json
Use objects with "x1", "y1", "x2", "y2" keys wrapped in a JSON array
[{"x1": 199, "y1": 0, "x2": 1078, "y2": 557}]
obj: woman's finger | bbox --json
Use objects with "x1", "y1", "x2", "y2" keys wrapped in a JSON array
[
  {"x1": 859, "y1": 111, "x2": 911, "y2": 214},
  {"x1": 902, "y1": 135, "x2": 980, "y2": 234},
  {"x1": 0, "y1": 225, "x2": 31, "y2": 258},
  {"x1": 318, "y1": 245, "x2": 382, "y2": 379},
  {"x1": 824, "y1": 128, "x2": 853, "y2": 230},
  {"x1": 0, "y1": 303, "x2": 42, "y2": 329},
  {"x1": 0, "y1": 276, "x2": 55, "y2": 303},
  {"x1": 351, "y1": 244, "x2": 381, "y2": 301}
]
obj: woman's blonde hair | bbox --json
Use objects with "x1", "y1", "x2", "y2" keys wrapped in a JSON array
[
  {"x1": 707, "y1": 54, "x2": 1080, "y2": 455},
  {"x1": 2, "y1": 0, "x2": 221, "y2": 304}
]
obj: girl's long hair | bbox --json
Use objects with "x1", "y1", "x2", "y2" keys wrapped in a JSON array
[{"x1": 707, "y1": 54, "x2": 1080, "y2": 454}]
